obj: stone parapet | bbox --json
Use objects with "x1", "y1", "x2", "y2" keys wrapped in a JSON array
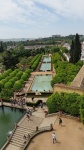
[{"x1": 53, "y1": 84, "x2": 84, "y2": 95}]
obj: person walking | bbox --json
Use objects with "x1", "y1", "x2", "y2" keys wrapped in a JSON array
[
  {"x1": 52, "y1": 133, "x2": 57, "y2": 143},
  {"x1": 59, "y1": 118, "x2": 62, "y2": 126}
]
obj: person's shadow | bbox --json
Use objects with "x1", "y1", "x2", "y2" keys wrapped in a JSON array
[
  {"x1": 55, "y1": 140, "x2": 61, "y2": 144},
  {"x1": 61, "y1": 125, "x2": 66, "y2": 127}
]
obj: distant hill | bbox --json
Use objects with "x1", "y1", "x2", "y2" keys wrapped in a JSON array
[{"x1": 0, "y1": 38, "x2": 35, "y2": 42}]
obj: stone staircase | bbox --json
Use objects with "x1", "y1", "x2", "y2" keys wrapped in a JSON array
[
  {"x1": 5, "y1": 115, "x2": 43, "y2": 150},
  {"x1": 70, "y1": 65, "x2": 84, "y2": 88},
  {"x1": 4, "y1": 108, "x2": 57, "y2": 150}
]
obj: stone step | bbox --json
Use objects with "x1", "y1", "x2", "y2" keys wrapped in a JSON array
[
  {"x1": 10, "y1": 140, "x2": 24, "y2": 147},
  {"x1": 10, "y1": 138, "x2": 24, "y2": 145},
  {"x1": 17, "y1": 126, "x2": 35, "y2": 131},
  {"x1": 20, "y1": 125, "x2": 36, "y2": 130},
  {"x1": 9, "y1": 142, "x2": 21, "y2": 148},
  {"x1": 13, "y1": 130, "x2": 34, "y2": 137},
  {"x1": 11, "y1": 137, "x2": 24, "y2": 143},
  {"x1": 12, "y1": 133, "x2": 27, "y2": 138}
]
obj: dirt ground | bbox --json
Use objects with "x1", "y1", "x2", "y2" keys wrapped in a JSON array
[{"x1": 28, "y1": 117, "x2": 84, "y2": 150}]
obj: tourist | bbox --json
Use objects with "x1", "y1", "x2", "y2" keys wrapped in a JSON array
[
  {"x1": 22, "y1": 97, "x2": 25, "y2": 105},
  {"x1": 23, "y1": 135, "x2": 26, "y2": 139},
  {"x1": 25, "y1": 93, "x2": 27, "y2": 97},
  {"x1": 29, "y1": 109, "x2": 32, "y2": 116},
  {"x1": 59, "y1": 118, "x2": 62, "y2": 126},
  {"x1": 27, "y1": 134, "x2": 30, "y2": 139},
  {"x1": 26, "y1": 107, "x2": 30, "y2": 114},
  {"x1": 52, "y1": 133, "x2": 57, "y2": 143},
  {"x1": 43, "y1": 101, "x2": 46, "y2": 106},
  {"x1": 40, "y1": 102, "x2": 43, "y2": 108},
  {"x1": 0, "y1": 98, "x2": 3, "y2": 107},
  {"x1": 10, "y1": 97, "x2": 13, "y2": 106},
  {"x1": 13, "y1": 99, "x2": 16, "y2": 106},
  {"x1": 33, "y1": 105, "x2": 35, "y2": 111},
  {"x1": 27, "y1": 114, "x2": 30, "y2": 121}
]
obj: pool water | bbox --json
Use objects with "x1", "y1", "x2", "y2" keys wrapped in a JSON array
[
  {"x1": 40, "y1": 63, "x2": 51, "y2": 71},
  {"x1": 0, "y1": 106, "x2": 25, "y2": 149},
  {"x1": 31, "y1": 75, "x2": 52, "y2": 92},
  {"x1": 43, "y1": 56, "x2": 51, "y2": 62}
]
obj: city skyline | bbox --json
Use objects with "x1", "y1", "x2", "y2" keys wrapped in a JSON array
[{"x1": 0, "y1": 0, "x2": 84, "y2": 39}]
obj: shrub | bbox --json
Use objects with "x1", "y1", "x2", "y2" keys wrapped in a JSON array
[
  {"x1": 18, "y1": 79, "x2": 24, "y2": 84},
  {"x1": 1, "y1": 79, "x2": 8, "y2": 84},
  {"x1": 46, "y1": 92, "x2": 80, "y2": 116},
  {"x1": 0, "y1": 81, "x2": 4, "y2": 90},
  {"x1": 9, "y1": 71, "x2": 17, "y2": 77},
  {"x1": 16, "y1": 71, "x2": 23, "y2": 79},
  {"x1": 9, "y1": 79, "x2": 16, "y2": 85},
  {"x1": 13, "y1": 81, "x2": 22, "y2": 91},
  {"x1": 80, "y1": 96, "x2": 84, "y2": 124},
  {"x1": 21, "y1": 73, "x2": 28, "y2": 81},
  {"x1": 0, "y1": 89, "x2": 13, "y2": 99},
  {"x1": 4, "y1": 82, "x2": 13, "y2": 89}
]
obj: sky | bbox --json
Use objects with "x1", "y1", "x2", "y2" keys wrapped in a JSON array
[{"x1": 0, "y1": 0, "x2": 84, "y2": 39}]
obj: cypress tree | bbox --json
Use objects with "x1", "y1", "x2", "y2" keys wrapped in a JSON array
[
  {"x1": 0, "y1": 41, "x2": 4, "y2": 53},
  {"x1": 73, "y1": 33, "x2": 81, "y2": 64}
]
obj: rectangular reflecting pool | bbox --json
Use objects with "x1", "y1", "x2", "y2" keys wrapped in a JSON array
[
  {"x1": 40, "y1": 63, "x2": 51, "y2": 71},
  {"x1": 0, "y1": 106, "x2": 26, "y2": 149},
  {"x1": 31, "y1": 75, "x2": 52, "y2": 92},
  {"x1": 43, "y1": 56, "x2": 51, "y2": 62}
]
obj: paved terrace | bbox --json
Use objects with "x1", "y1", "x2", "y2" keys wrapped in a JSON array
[{"x1": 70, "y1": 65, "x2": 84, "y2": 88}]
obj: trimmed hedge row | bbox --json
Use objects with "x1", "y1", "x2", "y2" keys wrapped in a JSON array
[
  {"x1": 31, "y1": 54, "x2": 42, "y2": 70},
  {"x1": 30, "y1": 54, "x2": 40, "y2": 66},
  {"x1": 26, "y1": 100, "x2": 42, "y2": 107},
  {"x1": 51, "y1": 52, "x2": 83, "y2": 86},
  {"x1": 46, "y1": 92, "x2": 84, "y2": 123}
]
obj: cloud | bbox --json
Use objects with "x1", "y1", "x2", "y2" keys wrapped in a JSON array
[
  {"x1": 0, "y1": 0, "x2": 84, "y2": 38},
  {"x1": 34, "y1": 0, "x2": 84, "y2": 19},
  {"x1": 0, "y1": 0, "x2": 58, "y2": 26},
  {"x1": 0, "y1": 0, "x2": 84, "y2": 26}
]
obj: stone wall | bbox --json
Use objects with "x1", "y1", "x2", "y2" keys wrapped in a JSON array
[
  {"x1": 80, "y1": 78, "x2": 84, "y2": 88},
  {"x1": 53, "y1": 84, "x2": 84, "y2": 95}
]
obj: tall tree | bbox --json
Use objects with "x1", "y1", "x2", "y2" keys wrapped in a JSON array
[
  {"x1": 0, "y1": 41, "x2": 4, "y2": 53},
  {"x1": 69, "y1": 33, "x2": 81, "y2": 64},
  {"x1": 73, "y1": 33, "x2": 81, "y2": 64}
]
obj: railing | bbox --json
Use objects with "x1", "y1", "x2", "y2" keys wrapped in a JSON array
[{"x1": 45, "y1": 111, "x2": 80, "y2": 121}]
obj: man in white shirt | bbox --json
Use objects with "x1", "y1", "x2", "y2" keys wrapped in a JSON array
[{"x1": 52, "y1": 133, "x2": 57, "y2": 143}]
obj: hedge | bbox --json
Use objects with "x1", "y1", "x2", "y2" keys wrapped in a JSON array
[
  {"x1": 46, "y1": 92, "x2": 84, "y2": 123},
  {"x1": 26, "y1": 100, "x2": 42, "y2": 107}
]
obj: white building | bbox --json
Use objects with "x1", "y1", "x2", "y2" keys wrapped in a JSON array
[
  {"x1": 63, "y1": 43, "x2": 70, "y2": 50},
  {"x1": 52, "y1": 35, "x2": 61, "y2": 38}
]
